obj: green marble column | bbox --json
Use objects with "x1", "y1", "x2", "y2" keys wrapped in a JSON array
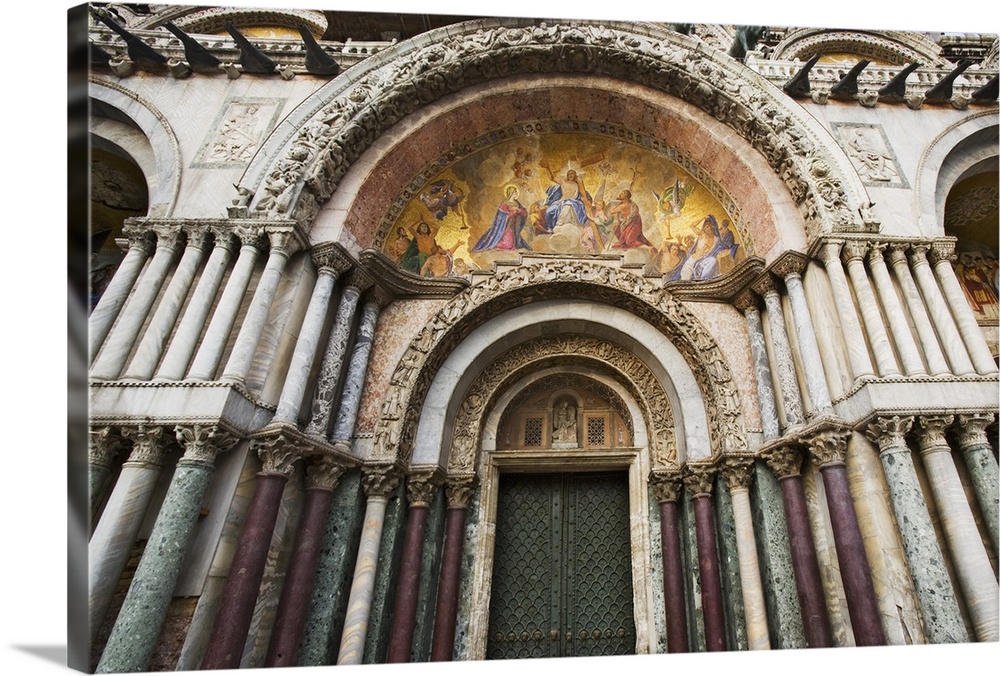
[
  {"x1": 713, "y1": 476, "x2": 749, "y2": 651},
  {"x1": 362, "y1": 481, "x2": 407, "y2": 663},
  {"x1": 679, "y1": 490, "x2": 706, "y2": 651},
  {"x1": 412, "y1": 485, "x2": 447, "y2": 661},
  {"x1": 955, "y1": 413, "x2": 999, "y2": 555}
]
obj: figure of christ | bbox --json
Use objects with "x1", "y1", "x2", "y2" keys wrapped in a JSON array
[{"x1": 538, "y1": 161, "x2": 605, "y2": 250}]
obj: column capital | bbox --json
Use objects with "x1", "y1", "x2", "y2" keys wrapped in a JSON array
[
  {"x1": 311, "y1": 244, "x2": 354, "y2": 276},
  {"x1": 750, "y1": 272, "x2": 781, "y2": 297},
  {"x1": 175, "y1": 424, "x2": 239, "y2": 468},
  {"x1": 181, "y1": 224, "x2": 212, "y2": 250},
  {"x1": 886, "y1": 242, "x2": 910, "y2": 267},
  {"x1": 763, "y1": 443, "x2": 804, "y2": 478},
  {"x1": 305, "y1": 457, "x2": 347, "y2": 490},
  {"x1": 732, "y1": 290, "x2": 761, "y2": 313},
  {"x1": 365, "y1": 284, "x2": 396, "y2": 309},
  {"x1": 121, "y1": 223, "x2": 156, "y2": 254},
  {"x1": 208, "y1": 226, "x2": 239, "y2": 252},
  {"x1": 649, "y1": 470, "x2": 684, "y2": 502},
  {"x1": 406, "y1": 469, "x2": 442, "y2": 507},
  {"x1": 805, "y1": 427, "x2": 850, "y2": 468},
  {"x1": 444, "y1": 476, "x2": 477, "y2": 508},
  {"x1": 841, "y1": 239, "x2": 870, "y2": 264},
  {"x1": 720, "y1": 456, "x2": 756, "y2": 491},
  {"x1": 89, "y1": 426, "x2": 124, "y2": 470},
  {"x1": 361, "y1": 464, "x2": 402, "y2": 498},
  {"x1": 149, "y1": 224, "x2": 185, "y2": 253},
  {"x1": 121, "y1": 425, "x2": 170, "y2": 467},
  {"x1": 683, "y1": 463, "x2": 718, "y2": 498},
  {"x1": 865, "y1": 415, "x2": 914, "y2": 453},
  {"x1": 252, "y1": 434, "x2": 300, "y2": 477},
  {"x1": 233, "y1": 224, "x2": 267, "y2": 248},
  {"x1": 928, "y1": 240, "x2": 957, "y2": 265},
  {"x1": 916, "y1": 415, "x2": 955, "y2": 452},
  {"x1": 817, "y1": 238, "x2": 845, "y2": 267},
  {"x1": 907, "y1": 242, "x2": 931, "y2": 268},
  {"x1": 264, "y1": 226, "x2": 301, "y2": 257},
  {"x1": 770, "y1": 251, "x2": 809, "y2": 280},
  {"x1": 345, "y1": 268, "x2": 376, "y2": 293},
  {"x1": 955, "y1": 413, "x2": 996, "y2": 451},
  {"x1": 866, "y1": 241, "x2": 888, "y2": 264}
]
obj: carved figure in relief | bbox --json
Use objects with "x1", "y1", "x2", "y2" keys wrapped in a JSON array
[
  {"x1": 846, "y1": 128, "x2": 899, "y2": 183},
  {"x1": 552, "y1": 400, "x2": 578, "y2": 444}
]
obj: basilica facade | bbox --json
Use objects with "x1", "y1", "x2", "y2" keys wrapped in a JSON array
[{"x1": 81, "y1": 4, "x2": 999, "y2": 672}]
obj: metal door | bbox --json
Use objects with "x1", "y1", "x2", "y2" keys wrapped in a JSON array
[{"x1": 486, "y1": 472, "x2": 636, "y2": 659}]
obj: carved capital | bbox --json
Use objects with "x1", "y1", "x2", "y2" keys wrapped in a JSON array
[
  {"x1": 253, "y1": 435, "x2": 299, "y2": 477},
  {"x1": 444, "y1": 477, "x2": 476, "y2": 508},
  {"x1": 649, "y1": 471, "x2": 684, "y2": 502},
  {"x1": 907, "y1": 243, "x2": 931, "y2": 269},
  {"x1": 89, "y1": 427, "x2": 124, "y2": 470},
  {"x1": 865, "y1": 415, "x2": 914, "y2": 453},
  {"x1": 732, "y1": 290, "x2": 761, "y2": 313},
  {"x1": 720, "y1": 457, "x2": 756, "y2": 491},
  {"x1": 916, "y1": 415, "x2": 955, "y2": 453},
  {"x1": 121, "y1": 224, "x2": 155, "y2": 255},
  {"x1": 345, "y1": 268, "x2": 375, "y2": 293},
  {"x1": 806, "y1": 428, "x2": 850, "y2": 468},
  {"x1": 770, "y1": 251, "x2": 808, "y2": 280},
  {"x1": 866, "y1": 241, "x2": 888, "y2": 265},
  {"x1": 361, "y1": 465, "x2": 401, "y2": 498},
  {"x1": 311, "y1": 245, "x2": 354, "y2": 276},
  {"x1": 817, "y1": 239, "x2": 844, "y2": 267},
  {"x1": 886, "y1": 243, "x2": 910, "y2": 268},
  {"x1": 305, "y1": 457, "x2": 346, "y2": 490},
  {"x1": 366, "y1": 285, "x2": 396, "y2": 309},
  {"x1": 233, "y1": 224, "x2": 266, "y2": 248},
  {"x1": 265, "y1": 227, "x2": 300, "y2": 256},
  {"x1": 181, "y1": 224, "x2": 212, "y2": 250},
  {"x1": 955, "y1": 413, "x2": 996, "y2": 451},
  {"x1": 841, "y1": 239, "x2": 869, "y2": 264},
  {"x1": 209, "y1": 227, "x2": 239, "y2": 252},
  {"x1": 763, "y1": 444, "x2": 804, "y2": 478},
  {"x1": 406, "y1": 469, "x2": 441, "y2": 507},
  {"x1": 750, "y1": 272, "x2": 780, "y2": 297},
  {"x1": 928, "y1": 240, "x2": 956, "y2": 266},
  {"x1": 121, "y1": 425, "x2": 170, "y2": 467},
  {"x1": 149, "y1": 224, "x2": 185, "y2": 253},
  {"x1": 683, "y1": 464, "x2": 718, "y2": 497},
  {"x1": 175, "y1": 425, "x2": 238, "y2": 468}
]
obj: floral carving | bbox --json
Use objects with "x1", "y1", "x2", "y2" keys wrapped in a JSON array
[{"x1": 174, "y1": 424, "x2": 239, "y2": 468}]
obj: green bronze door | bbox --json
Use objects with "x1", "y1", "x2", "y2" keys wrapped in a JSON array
[{"x1": 486, "y1": 472, "x2": 636, "y2": 659}]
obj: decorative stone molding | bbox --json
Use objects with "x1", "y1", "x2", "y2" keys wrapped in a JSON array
[
  {"x1": 444, "y1": 477, "x2": 477, "y2": 508},
  {"x1": 148, "y1": 223, "x2": 185, "y2": 253},
  {"x1": 358, "y1": 249, "x2": 470, "y2": 299},
  {"x1": 769, "y1": 28, "x2": 948, "y2": 67},
  {"x1": 305, "y1": 458, "x2": 347, "y2": 491},
  {"x1": 174, "y1": 424, "x2": 239, "y2": 468},
  {"x1": 89, "y1": 426, "x2": 124, "y2": 470},
  {"x1": 649, "y1": 470, "x2": 684, "y2": 502},
  {"x1": 344, "y1": 268, "x2": 376, "y2": 293},
  {"x1": 916, "y1": 415, "x2": 956, "y2": 450},
  {"x1": 865, "y1": 415, "x2": 914, "y2": 452},
  {"x1": 762, "y1": 443, "x2": 804, "y2": 478},
  {"x1": 233, "y1": 223, "x2": 266, "y2": 248},
  {"x1": 684, "y1": 463, "x2": 719, "y2": 497},
  {"x1": 121, "y1": 425, "x2": 169, "y2": 467},
  {"x1": 720, "y1": 456, "x2": 756, "y2": 490},
  {"x1": 252, "y1": 433, "x2": 300, "y2": 477},
  {"x1": 955, "y1": 413, "x2": 996, "y2": 450},
  {"x1": 805, "y1": 426, "x2": 850, "y2": 468},
  {"x1": 311, "y1": 242, "x2": 355, "y2": 275},
  {"x1": 121, "y1": 223, "x2": 156, "y2": 255},
  {"x1": 769, "y1": 250, "x2": 810, "y2": 279},
  {"x1": 406, "y1": 469, "x2": 442, "y2": 507},
  {"x1": 361, "y1": 465, "x2": 402, "y2": 498}
]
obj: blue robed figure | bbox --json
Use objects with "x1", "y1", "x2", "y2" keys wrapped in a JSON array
[{"x1": 472, "y1": 185, "x2": 532, "y2": 252}]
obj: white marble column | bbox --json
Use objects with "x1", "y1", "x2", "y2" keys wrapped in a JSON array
[
  {"x1": 123, "y1": 226, "x2": 211, "y2": 380},
  {"x1": 331, "y1": 296, "x2": 384, "y2": 453},
  {"x1": 89, "y1": 226, "x2": 154, "y2": 361},
  {"x1": 90, "y1": 225, "x2": 184, "y2": 380},
  {"x1": 866, "y1": 243, "x2": 926, "y2": 376},
  {"x1": 721, "y1": 458, "x2": 771, "y2": 650},
  {"x1": 88, "y1": 425, "x2": 169, "y2": 646},
  {"x1": 954, "y1": 413, "x2": 999, "y2": 555},
  {"x1": 156, "y1": 229, "x2": 238, "y2": 380},
  {"x1": 866, "y1": 416, "x2": 968, "y2": 643},
  {"x1": 751, "y1": 274, "x2": 804, "y2": 430},
  {"x1": 908, "y1": 245, "x2": 976, "y2": 376},
  {"x1": 772, "y1": 255, "x2": 834, "y2": 417},
  {"x1": 916, "y1": 415, "x2": 999, "y2": 641},
  {"x1": 929, "y1": 241, "x2": 999, "y2": 375},
  {"x1": 886, "y1": 244, "x2": 951, "y2": 376},
  {"x1": 337, "y1": 467, "x2": 401, "y2": 665},
  {"x1": 735, "y1": 292, "x2": 780, "y2": 439},
  {"x1": 187, "y1": 226, "x2": 264, "y2": 381},
  {"x1": 221, "y1": 227, "x2": 299, "y2": 384},
  {"x1": 817, "y1": 240, "x2": 876, "y2": 383},
  {"x1": 841, "y1": 241, "x2": 900, "y2": 377}
]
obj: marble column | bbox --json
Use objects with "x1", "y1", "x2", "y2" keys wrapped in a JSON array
[
  {"x1": 97, "y1": 426, "x2": 236, "y2": 673},
  {"x1": 90, "y1": 225, "x2": 184, "y2": 380},
  {"x1": 201, "y1": 437, "x2": 299, "y2": 670},
  {"x1": 764, "y1": 444, "x2": 831, "y2": 648},
  {"x1": 955, "y1": 413, "x2": 999, "y2": 554},
  {"x1": 773, "y1": 255, "x2": 835, "y2": 417},
  {"x1": 388, "y1": 471, "x2": 440, "y2": 662},
  {"x1": 817, "y1": 240, "x2": 876, "y2": 383},
  {"x1": 886, "y1": 244, "x2": 951, "y2": 376},
  {"x1": 752, "y1": 274, "x2": 805, "y2": 430},
  {"x1": 908, "y1": 245, "x2": 977, "y2": 376},
  {"x1": 866, "y1": 244, "x2": 926, "y2": 377},
  {"x1": 841, "y1": 241, "x2": 901, "y2": 377},
  {"x1": 805, "y1": 427, "x2": 885, "y2": 646},
  {"x1": 431, "y1": 479, "x2": 476, "y2": 661},
  {"x1": 155, "y1": 228, "x2": 238, "y2": 380},
  {"x1": 265, "y1": 459, "x2": 346, "y2": 667},
  {"x1": 735, "y1": 292, "x2": 780, "y2": 439},
  {"x1": 271, "y1": 251, "x2": 348, "y2": 424},
  {"x1": 305, "y1": 272, "x2": 369, "y2": 439},
  {"x1": 338, "y1": 467, "x2": 401, "y2": 665},
  {"x1": 916, "y1": 415, "x2": 999, "y2": 641},
  {"x1": 123, "y1": 226, "x2": 212, "y2": 380},
  {"x1": 187, "y1": 226, "x2": 264, "y2": 380},
  {"x1": 930, "y1": 241, "x2": 999, "y2": 374},
  {"x1": 88, "y1": 425, "x2": 169, "y2": 646},
  {"x1": 88, "y1": 427, "x2": 122, "y2": 515},
  {"x1": 721, "y1": 458, "x2": 771, "y2": 650},
  {"x1": 221, "y1": 227, "x2": 299, "y2": 384},
  {"x1": 331, "y1": 297, "x2": 384, "y2": 452},
  {"x1": 89, "y1": 226, "x2": 154, "y2": 360},
  {"x1": 866, "y1": 416, "x2": 968, "y2": 643},
  {"x1": 650, "y1": 473, "x2": 689, "y2": 653},
  {"x1": 685, "y1": 465, "x2": 727, "y2": 651}
]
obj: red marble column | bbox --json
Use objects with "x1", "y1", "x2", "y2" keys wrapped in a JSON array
[
  {"x1": 430, "y1": 479, "x2": 476, "y2": 661},
  {"x1": 387, "y1": 472, "x2": 439, "y2": 663},
  {"x1": 265, "y1": 460, "x2": 345, "y2": 667},
  {"x1": 202, "y1": 437, "x2": 298, "y2": 670},
  {"x1": 685, "y1": 466, "x2": 726, "y2": 652},
  {"x1": 652, "y1": 473, "x2": 688, "y2": 653},
  {"x1": 765, "y1": 445, "x2": 831, "y2": 648},
  {"x1": 808, "y1": 428, "x2": 886, "y2": 646}
]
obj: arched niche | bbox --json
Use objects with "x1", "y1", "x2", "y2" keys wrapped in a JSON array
[{"x1": 769, "y1": 28, "x2": 947, "y2": 66}]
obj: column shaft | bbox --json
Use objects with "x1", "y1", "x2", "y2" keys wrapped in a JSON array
[
  {"x1": 692, "y1": 494, "x2": 726, "y2": 651},
  {"x1": 306, "y1": 286, "x2": 362, "y2": 438},
  {"x1": 337, "y1": 496, "x2": 388, "y2": 664},
  {"x1": 819, "y1": 242, "x2": 875, "y2": 382},
  {"x1": 887, "y1": 245, "x2": 951, "y2": 376},
  {"x1": 843, "y1": 245, "x2": 900, "y2": 376},
  {"x1": 932, "y1": 248, "x2": 999, "y2": 374},
  {"x1": 658, "y1": 499, "x2": 689, "y2": 653},
  {"x1": 89, "y1": 237, "x2": 151, "y2": 360},
  {"x1": 729, "y1": 486, "x2": 771, "y2": 649},
  {"x1": 782, "y1": 271, "x2": 834, "y2": 415},
  {"x1": 955, "y1": 414, "x2": 999, "y2": 554},
  {"x1": 759, "y1": 284, "x2": 805, "y2": 428},
  {"x1": 331, "y1": 301, "x2": 381, "y2": 448},
  {"x1": 909, "y1": 247, "x2": 976, "y2": 375},
  {"x1": 741, "y1": 302, "x2": 781, "y2": 439},
  {"x1": 387, "y1": 504, "x2": 430, "y2": 662},
  {"x1": 867, "y1": 245, "x2": 926, "y2": 376}
]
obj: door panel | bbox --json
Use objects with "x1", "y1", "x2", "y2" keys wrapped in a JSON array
[{"x1": 486, "y1": 473, "x2": 636, "y2": 659}]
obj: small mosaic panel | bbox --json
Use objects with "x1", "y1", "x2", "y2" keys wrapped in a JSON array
[
  {"x1": 192, "y1": 97, "x2": 286, "y2": 168},
  {"x1": 830, "y1": 122, "x2": 909, "y2": 189}
]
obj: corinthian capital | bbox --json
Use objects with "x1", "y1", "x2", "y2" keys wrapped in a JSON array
[
  {"x1": 121, "y1": 425, "x2": 169, "y2": 467},
  {"x1": 806, "y1": 427, "x2": 850, "y2": 468},
  {"x1": 732, "y1": 290, "x2": 760, "y2": 314},
  {"x1": 841, "y1": 240, "x2": 869, "y2": 264},
  {"x1": 886, "y1": 243, "x2": 910, "y2": 268},
  {"x1": 750, "y1": 272, "x2": 780, "y2": 297},
  {"x1": 175, "y1": 424, "x2": 239, "y2": 468},
  {"x1": 928, "y1": 240, "x2": 956, "y2": 265},
  {"x1": 445, "y1": 477, "x2": 477, "y2": 508},
  {"x1": 362, "y1": 465, "x2": 402, "y2": 498},
  {"x1": 865, "y1": 415, "x2": 914, "y2": 453},
  {"x1": 916, "y1": 415, "x2": 955, "y2": 452},
  {"x1": 406, "y1": 469, "x2": 441, "y2": 507},
  {"x1": 649, "y1": 470, "x2": 684, "y2": 502},
  {"x1": 763, "y1": 443, "x2": 803, "y2": 478},
  {"x1": 252, "y1": 434, "x2": 299, "y2": 477},
  {"x1": 817, "y1": 239, "x2": 844, "y2": 267},
  {"x1": 149, "y1": 224, "x2": 185, "y2": 253},
  {"x1": 89, "y1": 426, "x2": 124, "y2": 469},
  {"x1": 305, "y1": 457, "x2": 346, "y2": 490},
  {"x1": 770, "y1": 251, "x2": 808, "y2": 280},
  {"x1": 121, "y1": 223, "x2": 155, "y2": 254},
  {"x1": 311, "y1": 244, "x2": 354, "y2": 275},
  {"x1": 720, "y1": 456, "x2": 755, "y2": 491},
  {"x1": 683, "y1": 463, "x2": 718, "y2": 497},
  {"x1": 954, "y1": 413, "x2": 996, "y2": 451}
]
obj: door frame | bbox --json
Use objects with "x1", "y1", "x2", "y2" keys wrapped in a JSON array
[{"x1": 466, "y1": 446, "x2": 656, "y2": 659}]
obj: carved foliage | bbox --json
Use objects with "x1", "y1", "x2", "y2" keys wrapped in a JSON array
[
  {"x1": 806, "y1": 427, "x2": 850, "y2": 468},
  {"x1": 866, "y1": 415, "x2": 914, "y2": 453},
  {"x1": 89, "y1": 426, "x2": 124, "y2": 469},
  {"x1": 121, "y1": 425, "x2": 169, "y2": 467},
  {"x1": 174, "y1": 424, "x2": 239, "y2": 468},
  {"x1": 954, "y1": 413, "x2": 996, "y2": 451}
]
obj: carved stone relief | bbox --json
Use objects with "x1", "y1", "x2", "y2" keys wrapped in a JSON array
[
  {"x1": 831, "y1": 122, "x2": 909, "y2": 189},
  {"x1": 193, "y1": 97, "x2": 285, "y2": 167}
]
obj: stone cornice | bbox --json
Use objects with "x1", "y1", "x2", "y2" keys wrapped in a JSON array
[
  {"x1": 251, "y1": 420, "x2": 359, "y2": 469},
  {"x1": 359, "y1": 249, "x2": 470, "y2": 299}
]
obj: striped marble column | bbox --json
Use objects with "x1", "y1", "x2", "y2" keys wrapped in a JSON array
[
  {"x1": 866, "y1": 243, "x2": 926, "y2": 377},
  {"x1": 265, "y1": 458, "x2": 346, "y2": 667},
  {"x1": 916, "y1": 415, "x2": 999, "y2": 641},
  {"x1": 187, "y1": 226, "x2": 264, "y2": 380},
  {"x1": 90, "y1": 225, "x2": 184, "y2": 380},
  {"x1": 735, "y1": 292, "x2": 780, "y2": 439},
  {"x1": 201, "y1": 436, "x2": 299, "y2": 670},
  {"x1": 97, "y1": 425, "x2": 237, "y2": 673},
  {"x1": 908, "y1": 244, "x2": 976, "y2": 376},
  {"x1": 685, "y1": 465, "x2": 727, "y2": 651},
  {"x1": 388, "y1": 471, "x2": 440, "y2": 662},
  {"x1": 752, "y1": 274, "x2": 805, "y2": 430},
  {"x1": 221, "y1": 227, "x2": 299, "y2": 384},
  {"x1": 721, "y1": 458, "x2": 771, "y2": 650},
  {"x1": 331, "y1": 296, "x2": 384, "y2": 453},
  {"x1": 124, "y1": 225, "x2": 211, "y2": 380},
  {"x1": 817, "y1": 240, "x2": 876, "y2": 383},
  {"x1": 866, "y1": 416, "x2": 968, "y2": 643},
  {"x1": 431, "y1": 479, "x2": 476, "y2": 661},
  {"x1": 764, "y1": 444, "x2": 831, "y2": 648},
  {"x1": 841, "y1": 241, "x2": 901, "y2": 377},
  {"x1": 955, "y1": 413, "x2": 999, "y2": 555},
  {"x1": 338, "y1": 466, "x2": 401, "y2": 665},
  {"x1": 155, "y1": 228, "x2": 238, "y2": 380},
  {"x1": 805, "y1": 426, "x2": 885, "y2": 646},
  {"x1": 929, "y1": 241, "x2": 999, "y2": 374},
  {"x1": 89, "y1": 226, "x2": 154, "y2": 360},
  {"x1": 88, "y1": 425, "x2": 169, "y2": 647},
  {"x1": 886, "y1": 244, "x2": 951, "y2": 376},
  {"x1": 88, "y1": 426, "x2": 123, "y2": 515}
]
